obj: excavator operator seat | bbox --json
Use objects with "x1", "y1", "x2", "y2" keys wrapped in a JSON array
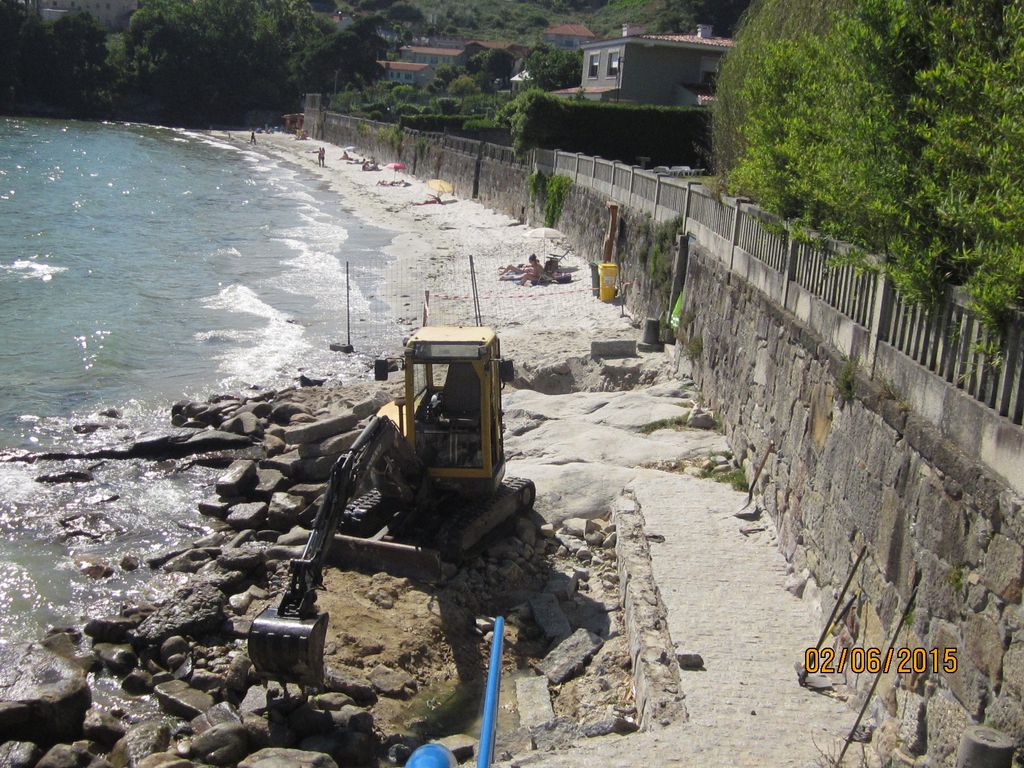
[{"x1": 441, "y1": 363, "x2": 481, "y2": 426}]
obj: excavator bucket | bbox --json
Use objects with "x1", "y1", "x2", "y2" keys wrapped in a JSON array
[{"x1": 248, "y1": 606, "x2": 329, "y2": 687}]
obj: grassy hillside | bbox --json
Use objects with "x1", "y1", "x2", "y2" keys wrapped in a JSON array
[{"x1": 338, "y1": 0, "x2": 749, "y2": 45}]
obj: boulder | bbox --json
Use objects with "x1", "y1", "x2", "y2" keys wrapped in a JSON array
[
  {"x1": 438, "y1": 734, "x2": 476, "y2": 762},
  {"x1": 132, "y1": 582, "x2": 226, "y2": 646},
  {"x1": 216, "y1": 460, "x2": 259, "y2": 497},
  {"x1": 287, "y1": 704, "x2": 333, "y2": 739},
  {"x1": 238, "y1": 748, "x2": 337, "y2": 768},
  {"x1": 83, "y1": 618, "x2": 141, "y2": 647},
  {"x1": 329, "y1": 705, "x2": 373, "y2": 734},
  {"x1": 197, "y1": 500, "x2": 230, "y2": 520},
  {"x1": 35, "y1": 470, "x2": 94, "y2": 484},
  {"x1": 109, "y1": 720, "x2": 171, "y2": 768},
  {"x1": 225, "y1": 654, "x2": 253, "y2": 694},
  {"x1": 216, "y1": 549, "x2": 263, "y2": 573},
  {"x1": 528, "y1": 593, "x2": 571, "y2": 640},
  {"x1": 367, "y1": 665, "x2": 416, "y2": 699},
  {"x1": 323, "y1": 668, "x2": 375, "y2": 703},
  {"x1": 253, "y1": 469, "x2": 288, "y2": 497},
  {"x1": 222, "y1": 412, "x2": 262, "y2": 438},
  {"x1": 34, "y1": 743, "x2": 95, "y2": 768},
  {"x1": 83, "y1": 707, "x2": 126, "y2": 748},
  {"x1": 0, "y1": 741, "x2": 41, "y2": 768},
  {"x1": 538, "y1": 629, "x2": 603, "y2": 684},
  {"x1": 191, "y1": 702, "x2": 242, "y2": 736},
  {"x1": 226, "y1": 502, "x2": 268, "y2": 530},
  {"x1": 282, "y1": 413, "x2": 358, "y2": 446},
  {"x1": 153, "y1": 680, "x2": 215, "y2": 720},
  {"x1": 94, "y1": 644, "x2": 138, "y2": 676},
  {"x1": 298, "y1": 733, "x2": 374, "y2": 767},
  {"x1": 0, "y1": 642, "x2": 92, "y2": 747},
  {"x1": 121, "y1": 670, "x2": 154, "y2": 695},
  {"x1": 266, "y1": 494, "x2": 305, "y2": 531},
  {"x1": 190, "y1": 722, "x2": 249, "y2": 766},
  {"x1": 135, "y1": 755, "x2": 194, "y2": 768}
]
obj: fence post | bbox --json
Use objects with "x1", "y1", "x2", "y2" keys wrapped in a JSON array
[
  {"x1": 866, "y1": 269, "x2": 894, "y2": 376},
  {"x1": 782, "y1": 235, "x2": 798, "y2": 310},
  {"x1": 628, "y1": 166, "x2": 636, "y2": 209},
  {"x1": 728, "y1": 200, "x2": 743, "y2": 273},
  {"x1": 575, "y1": 152, "x2": 581, "y2": 182},
  {"x1": 654, "y1": 175, "x2": 662, "y2": 219},
  {"x1": 682, "y1": 182, "x2": 693, "y2": 224}
]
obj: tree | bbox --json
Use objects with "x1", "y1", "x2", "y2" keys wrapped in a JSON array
[
  {"x1": 17, "y1": 12, "x2": 112, "y2": 113},
  {"x1": 448, "y1": 74, "x2": 480, "y2": 96},
  {"x1": 525, "y1": 45, "x2": 582, "y2": 91},
  {"x1": 0, "y1": 0, "x2": 26, "y2": 105},
  {"x1": 467, "y1": 48, "x2": 515, "y2": 91},
  {"x1": 427, "y1": 64, "x2": 463, "y2": 93}
]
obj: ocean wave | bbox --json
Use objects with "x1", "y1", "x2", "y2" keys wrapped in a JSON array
[
  {"x1": 2, "y1": 259, "x2": 67, "y2": 282},
  {"x1": 199, "y1": 284, "x2": 309, "y2": 385}
]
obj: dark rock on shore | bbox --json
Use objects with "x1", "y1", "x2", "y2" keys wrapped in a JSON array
[
  {"x1": 0, "y1": 643, "x2": 92, "y2": 748},
  {"x1": 35, "y1": 470, "x2": 95, "y2": 484},
  {"x1": 131, "y1": 583, "x2": 226, "y2": 646},
  {"x1": 238, "y1": 748, "x2": 337, "y2": 768},
  {"x1": 190, "y1": 722, "x2": 249, "y2": 766},
  {"x1": 109, "y1": 720, "x2": 171, "y2": 768},
  {"x1": 0, "y1": 741, "x2": 42, "y2": 768}
]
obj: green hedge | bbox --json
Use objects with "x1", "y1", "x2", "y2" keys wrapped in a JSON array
[
  {"x1": 503, "y1": 91, "x2": 710, "y2": 167},
  {"x1": 399, "y1": 113, "x2": 470, "y2": 131}
]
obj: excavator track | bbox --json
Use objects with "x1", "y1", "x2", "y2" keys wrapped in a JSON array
[{"x1": 436, "y1": 476, "x2": 536, "y2": 560}]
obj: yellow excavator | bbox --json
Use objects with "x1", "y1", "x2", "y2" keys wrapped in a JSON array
[{"x1": 248, "y1": 327, "x2": 536, "y2": 687}]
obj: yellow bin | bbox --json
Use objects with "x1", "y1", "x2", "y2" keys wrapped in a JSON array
[{"x1": 598, "y1": 262, "x2": 619, "y2": 302}]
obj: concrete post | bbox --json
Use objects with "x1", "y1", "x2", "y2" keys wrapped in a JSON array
[
  {"x1": 728, "y1": 200, "x2": 743, "y2": 273},
  {"x1": 782, "y1": 236, "x2": 799, "y2": 310},
  {"x1": 575, "y1": 152, "x2": 581, "y2": 182},
  {"x1": 683, "y1": 182, "x2": 693, "y2": 226},
  {"x1": 654, "y1": 176, "x2": 662, "y2": 220},
  {"x1": 866, "y1": 269, "x2": 894, "y2": 375}
]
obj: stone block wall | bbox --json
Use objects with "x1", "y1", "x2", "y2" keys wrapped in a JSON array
[{"x1": 680, "y1": 245, "x2": 1024, "y2": 765}]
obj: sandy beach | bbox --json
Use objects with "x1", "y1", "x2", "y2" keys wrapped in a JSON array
[{"x1": 244, "y1": 132, "x2": 634, "y2": 366}]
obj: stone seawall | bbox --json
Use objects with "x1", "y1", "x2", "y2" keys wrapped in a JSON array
[{"x1": 680, "y1": 245, "x2": 1024, "y2": 765}]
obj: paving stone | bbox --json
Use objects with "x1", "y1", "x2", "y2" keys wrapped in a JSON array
[
  {"x1": 538, "y1": 629, "x2": 603, "y2": 684},
  {"x1": 515, "y1": 675, "x2": 554, "y2": 728}
]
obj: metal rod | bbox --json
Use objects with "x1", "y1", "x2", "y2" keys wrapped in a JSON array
[
  {"x1": 835, "y1": 586, "x2": 917, "y2": 766},
  {"x1": 477, "y1": 616, "x2": 504, "y2": 768},
  {"x1": 346, "y1": 261, "x2": 352, "y2": 347},
  {"x1": 469, "y1": 254, "x2": 482, "y2": 326},
  {"x1": 815, "y1": 545, "x2": 868, "y2": 652}
]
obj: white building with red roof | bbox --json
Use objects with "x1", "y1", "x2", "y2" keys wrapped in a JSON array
[{"x1": 558, "y1": 24, "x2": 734, "y2": 106}]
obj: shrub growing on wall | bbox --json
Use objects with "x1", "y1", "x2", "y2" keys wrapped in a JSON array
[{"x1": 544, "y1": 175, "x2": 572, "y2": 228}]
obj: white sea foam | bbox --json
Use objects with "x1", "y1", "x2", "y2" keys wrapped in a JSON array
[
  {"x1": 2, "y1": 259, "x2": 67, "y2": 282},
  {"x1": 199, "y1": 283, "x2": 309, "y2": 385}
]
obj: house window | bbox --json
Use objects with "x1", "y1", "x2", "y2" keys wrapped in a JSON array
[
  {"x1": 588, "y1": 53, "x2": 599, "y2": 78},
  {"x1": 606, "y1": 51, "x2": 620, "y2": 77}
]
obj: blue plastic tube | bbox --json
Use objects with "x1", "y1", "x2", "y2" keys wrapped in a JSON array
[{"x1": 476, "y1": 616, "x2": 504, "y2": 768}]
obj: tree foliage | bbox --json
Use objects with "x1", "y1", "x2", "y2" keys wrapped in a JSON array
[
  {"x1": 715, "y1": 0, "x2": 1024, "y2": 326},
  {"x1": 525, "y1": 45, "x2": 582, "y2": 91},
  {"x1": 0, "y1": 0, "x2": 381, "y2": 124}
]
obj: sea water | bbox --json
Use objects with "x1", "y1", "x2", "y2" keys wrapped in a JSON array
[{"x1": 0, "y1": 118, "x2": 400, "y2": 644}]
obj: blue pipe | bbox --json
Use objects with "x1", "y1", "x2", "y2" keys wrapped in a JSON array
[{"x1": 476, "y1": 615, "x2": 504, "y2": 768}]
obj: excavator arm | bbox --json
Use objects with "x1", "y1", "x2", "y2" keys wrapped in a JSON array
[{"x1": 248, "y1": 414, "x2": 419, "y2": 687}]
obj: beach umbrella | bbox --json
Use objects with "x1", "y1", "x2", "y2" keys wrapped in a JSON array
[
  {"x1": 427, "y1": 179, "x2": 454, "y2": 194},
  {"x1": 384, "y1": 161, "x2": 406, "y2": 179}
]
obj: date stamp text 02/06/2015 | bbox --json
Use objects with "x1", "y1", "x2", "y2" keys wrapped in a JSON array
[{"x1": 804, "y1": 647, "x2": 958, "y2": 675}]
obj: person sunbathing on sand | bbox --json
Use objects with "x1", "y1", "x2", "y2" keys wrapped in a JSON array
[
  {"x1": 499, "y1": 255, "x2": 545, "y2": 283},
  {"x1": 412, "y1": 193, "x2": 443, "y2": 206}
]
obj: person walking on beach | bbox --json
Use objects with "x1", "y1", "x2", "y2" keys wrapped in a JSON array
[
  {"x1": 250, "y1": 131, "x2": 257, "y2": 145},
  {"x1": 318, "y1": 147, "x2": 325, "y2": 167}
]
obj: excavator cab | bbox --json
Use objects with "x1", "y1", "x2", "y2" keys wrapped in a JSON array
[
  {"x1": 376, "y1": 327, "x2": 514, "y2": 497},
  {"x1": 251, "y1": 327, "x2": 530, "y2": 688}
]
